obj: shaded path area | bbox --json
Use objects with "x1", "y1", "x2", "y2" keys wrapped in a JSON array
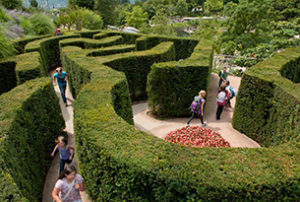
[
  {"x1": 133, "y1": 73, "x2": 260, "y2": 148},
  {"x1": 42, "y1": 71, "x2": 91, "y2": 202}
]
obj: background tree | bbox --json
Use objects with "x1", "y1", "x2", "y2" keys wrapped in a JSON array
[
  {"x1": 68, "y1": 0, "x2": 94, "y2": 10},
  {"x1": 82, "y1": 9, "x2": 103, "y2": 30},
  {"x1": 204, "y1": 0, "x2": 223, "y2": 14},
  {"x1": 29, "y1": 13, "x2": 56, "y2": 35},
  {"x1": 175, "y1": 0, "x2": 188, "y2": 17},
  {"x1": 125, "y1": 5, "x2": 148, "y2": 28},
  {"x1": 0, "y1": 0, "x2": 23, "y2": 9},
  {"x1": 94, "y1": 0, "x2": 118, "y2": 25},
  {"x1": 147, "y1": 9, "x2": 176, "y2": 36},
  {"x1": 29, "y1": 0, "x2": 38, "y2": 7}
]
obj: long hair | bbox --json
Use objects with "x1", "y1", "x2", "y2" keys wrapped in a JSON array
[{"x1": 59, "y1": 165, "x2": 77, "y2": 180}]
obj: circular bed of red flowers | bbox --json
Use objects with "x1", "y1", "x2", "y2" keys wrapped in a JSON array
[{"x1": 164, "y1": 126, "x2": 230, "y2": 148}]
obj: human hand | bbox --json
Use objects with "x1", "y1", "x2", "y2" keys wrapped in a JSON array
[
  {"x1": 69, "y1": 156, "x2": 72, "y2": 161},
  {"x1": 51, "y1": 153, "x2": 54, "y2": 158},
  {"x1": 74, "y1": 184, "x2": 80, "y2": 190}
]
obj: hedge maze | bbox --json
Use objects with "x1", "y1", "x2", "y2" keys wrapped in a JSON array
[{"x1": 0, "y1": 30, "x2": 299, "y2": 201}]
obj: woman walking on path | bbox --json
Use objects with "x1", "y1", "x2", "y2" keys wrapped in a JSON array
[
  {"x1": 51, "y1": 136, "x2": 75, "y2": 174},
  {"x1": 216, "y1": 86, "x2": 228, "y2": 120},
  {"x1": 186, "y1": 90, "x2": 207, "y2": 127},
  {"x1": 52, "y1": 165, "x2": 85, "y2": 202},
  {"x1": 53, "y1": 67, "x2": 68, "y2": 107}
]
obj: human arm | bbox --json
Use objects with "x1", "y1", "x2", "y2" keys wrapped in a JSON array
[
  {"x1": 74, "y1": 181, "x2": 85, "y2": 191},
  {"x1": 201, "y1": 100, "x2": 205, "y2": 116},
  {"x1": 51, "y1": 144, "x2": 58, "y2": 158},
  {"x1": 52, "y1": 187, "x2": 62, "y2": 202},
  {"x1": 64, "y1": 74, "x2": 68, "y2": 82},
  {"x1": 67, "y1": 145, "x2": 75, "y2": 160},
  {"x1": 74, "y1": 174, "x2": 85, "y2": 191}
]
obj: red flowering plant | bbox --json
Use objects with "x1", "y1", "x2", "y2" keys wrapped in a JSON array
[{"x1": 164, "y1": 126, "x2": 230, "y2": 148}]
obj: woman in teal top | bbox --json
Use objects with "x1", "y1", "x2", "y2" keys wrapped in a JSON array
[{"x1": 54, "y1": 67, "x2": 68, "y2": 106}]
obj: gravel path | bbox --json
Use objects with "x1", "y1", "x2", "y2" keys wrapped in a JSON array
[
  {"x1": 42, "y1": 71, "x2": 91, "y2": 202},
  {"x1": 133, "y1": 73, "x2": 260, "y2": 148}
]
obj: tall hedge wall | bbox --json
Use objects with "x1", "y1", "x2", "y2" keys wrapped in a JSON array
[
  {"x1": 59, "y1": 36, "x2": 123, "y2": 50},
  {"x1": 14, "y1": 34, "x2": 51, "y2": 54},
  {"x1": 15, "y1": 51, "x2": 41, "y2": 85},
  {"x1": 135, "y1": 35, "x2": 199, "y2": 60},
  {"x1": 60, "y1": 36, "x2": 299, "y2": 201},
  {"x1": 0, "y1": 60, "x2": 16, "y2": 95},
  {"x1": 101, "y1": 42, "x2": 175, "y2": 100},
  {"x1": 147, "y1": 40, "x2": 213, "y2": 117},
  {"x1": 76, "y1": 30, "x2": 101, "y2": 38},
  {"x1": 0, "y1": 78, "x2": 65, "y2": 201},
  {"x1": 86, "y1": 44, "x2": 136, "y2": 57},
  {"x1": 233, "y1": 47, "x2": 300, "y2": 147},
  {"x1": 39, "y1": 35, "x2": 80, "y2": 76}
]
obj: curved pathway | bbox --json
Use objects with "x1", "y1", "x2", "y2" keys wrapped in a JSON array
[
  {"x1": 42, "y1": 71, "x2": 91, "y2": 202},
  {"x1": 133, "y1": 73, "x2": 260, "y2": 148}
]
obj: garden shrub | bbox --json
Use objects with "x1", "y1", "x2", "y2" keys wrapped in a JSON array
[
  {"x1": 60, "y1": 42, "x2": 300, "y2": 201},
  {"x1": 14, "y1": 34, "x2": 51, "y2": 54},
  {"x1": 233, "y1": 47, "x2": 300, "y2": 146},
  {"x1": 38, "y1": 35, "x2": 80, "y2": 76},
  {"x1": 29, "y1": 13, "x2": 55, "y2": 36},
  {"x1": 76, "y1": 30, "x2": 101, "y2": 38},
  {"x1": 15, "y1": 51, "x2": 41, "y2": 85},
  {"x1": 82, "y1": 10, "x2": 103, "y2": 30},
  {"x1": 0, "y1": 59, "x2": 16, "y2": 95},
  {"x1": 92, "y1": 30, "x2": 141, "y2": 44},
  {"x1": 135, "y1": 35, "x2": 199, "y2": 60},
  {"x1": 86, "y1": 44, "x2": 136, "y2": 57},
  {"x1": 101, "y1": 42, "x2": 175, "y2": 100},
  {"x1": 0, "y1": 78, "x2": 65, "y2": 201},
  {"x1": 59, "y1": 36, "x2": 123, "y2": 49},
  {"x1": 147, "y1": 40, "x2": 213, "y2": 117}
]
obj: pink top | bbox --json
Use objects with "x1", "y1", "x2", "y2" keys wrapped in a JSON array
[{"x1": 55, "y1": 174, "x2": 83, "y2": 202}]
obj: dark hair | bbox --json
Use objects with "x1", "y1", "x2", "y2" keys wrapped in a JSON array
[
  {"x1": 59, "y1": 165, "x2": 77, "y2": 179},
  {"x1": 226, "y1": 80, "x2": 230, "y2": 85},
  {"x1": 219, "y1": 85, "x2": 226, "y2": 92}
]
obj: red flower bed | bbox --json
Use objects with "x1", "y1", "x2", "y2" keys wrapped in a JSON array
[{"x1": 164, "y1": 126, "x2": 230, "y2": 148}]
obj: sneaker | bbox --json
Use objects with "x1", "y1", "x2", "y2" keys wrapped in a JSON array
[{"x1": 202, "y1": 122, "x2": 207, "y2": 127}]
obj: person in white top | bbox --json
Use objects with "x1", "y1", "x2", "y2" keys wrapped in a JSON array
[{"x1": 52, "y1": 165, "x2": 84, "y2": 202}]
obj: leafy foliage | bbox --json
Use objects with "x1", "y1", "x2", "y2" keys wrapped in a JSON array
[
  {"x1": 29, "y1": 13, "x2": 55, "y2": 35},
  {"x1": 68, "y1": 0, "x2": 94, "y2": 10},
  {"x1": 0, "y1": 30, "x2": 16, "y2": 59},
  {"x1": 0, "y1": 78, "x2": 65, "y2": 201},
  {"x1": 0, "y1": 0, "x2": 23, "y2": 9},
  {"x1": 125, "y1": 6, "x2": 148, "y2": 29},
  {"x1": 82, "y1": 9, "x2": 103, "y2": 30}
]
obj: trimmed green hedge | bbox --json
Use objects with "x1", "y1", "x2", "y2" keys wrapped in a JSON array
[
  {"x1": 102, "y1": 42, "x2": 175, "y2": 100},
  {"x1": 59, "y1": 36, "x2": 123, "y2": 49},
  {"x1": 60, "y1": 42, "x2": 300, "y2": 201},
  {"x1": 92, "y1": 30, "x2": 141, "y2": 44},
  {"x1": 147, "y1": 40, "x2": 213, "y2": 117},
  {"x1": 15, "y1": 51, "x2": 41, "y2": 85},
  {"x1": 14, "y1": 34, "x2": 51, "y2": 54},
  {"x1": 135, "y1": 35, "x2": 199, "y2": 60},
  {"x1": 39, "y1": 35, "x2": 80, "y2": 76},
  {"x1": 0, "y1": 78, "x2": 65, "y2": 201},
  {"x1": 233, "y1": 47, "x2": 300, "y2": 147},
  {"x1": 76, "y1": 30, "x2": 101, "y2": 38},
  {"x1": 86, "y1": 44, "x2": 136, "y2": 57},
  {"x1": 0, "y1": 59, "x2": 16, "y2": 95}
]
